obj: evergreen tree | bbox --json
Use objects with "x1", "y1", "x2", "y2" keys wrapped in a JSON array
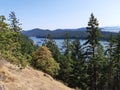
[
  {"x1": 0, "y1": 14, "x2": 27, "y2": 67},
  {"x1": 8, "y1": 11, "x2": 37, "y2": 64},
  {"x1": 71, "y1": 38, "x2": 83, "y2": 61},
  {"x1": 94, "y1": 44, "x2": 107, "y2": 90},
  {"x1": 8, "y1": 11, "x2": 22, "y2": 51},
  {"x1": 8, "y1": 11, "x2": 21, "y2": 32},
  {"x1": 62, "y1": 33, "x2": 72, "y2": 56},
  {"x1": 42, "y1": 34, "x2": 61, "y2": 63},
  {"x1": 111, "y1": 32, "x2": 120, "y2": 90},
  {"x1": 85, "y1": 13, "x2": 102, "y2": 90},
  {"x1": 70, "y1": 38, "x2": 87, "y2": 89},
  {"x1": 105, "y1": 34, "x2": 116, "y2": 90},
  {"x1": 57, "y1": 33, "x2": 73, "y2": 85},
  {"x1": 0, "y1": 13, "x2": 37, "y2": 67},
  {"x1": 0, "y1": 15, "x2": 13, "y2": 51},
  {"x1": 85, "y1": 13, "x2": 101, "y2": 58}
]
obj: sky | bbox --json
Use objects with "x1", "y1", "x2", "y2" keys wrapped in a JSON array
[{"x1": 0, "y1": 0, "x2": 120, "y2": 30}]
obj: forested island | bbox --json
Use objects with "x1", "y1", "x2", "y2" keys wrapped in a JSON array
[
  {"x1": 0, "y1": 12, "x2": 120, "y2": 90},
  {"x1": 22, "y1": 27, "x2": 118, "y2": 41}
]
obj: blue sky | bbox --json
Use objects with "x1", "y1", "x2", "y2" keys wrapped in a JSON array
[{"x1": 0, "y1": 0, "x2": 120, "y2": 30}]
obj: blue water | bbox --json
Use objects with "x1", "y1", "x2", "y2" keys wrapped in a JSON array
[{"x1": 30, "y1": 37, "x2": 108, "y2": 49}]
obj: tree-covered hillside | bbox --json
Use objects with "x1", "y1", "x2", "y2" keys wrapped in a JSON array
[
  {"x1": 0, "y1": 12, "x2": 120, "y2": 90},
  {"x1": 22, "y1": 27, "x2": 118, "y2": 41},
  {"x1": 41, "y1": 13, "x2": 120, "y2": 90},
  {"x1": 0, "y1": 12, "x2": 37, "y2": 67}
]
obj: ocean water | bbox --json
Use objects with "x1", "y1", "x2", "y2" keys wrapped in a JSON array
[{"x1": 30, "y1": 37, "x2": 108, "y2": 50}]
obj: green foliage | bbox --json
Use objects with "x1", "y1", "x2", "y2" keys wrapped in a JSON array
[
  {"x1": 71, "y1": 38, "x2": 84, "y2": 61},
  {"x1": 1, "y1": 12, "x2": 120, "y2": 90},
  {"x1": 17, "y1": 33, "x2": 37, "y2": 62},
  {"x1": 85, "y1": 13, "x2": 102, "y2": 56},
  {"x1": 110, "y1": 32, "x2": 120, "y2": 90},
  {"x1": 57, "y1": 55, "x2": 73, "y2": 83},
  {"x1": 0, "y1": 13, "x2": 37, "y2": 68},
  {"x1": 42, "y1": 34, "x2": 61, "y2": 63},
  {"x1": 8, "y1": 11, "x2": 21, "y2": 32},
  {"x1": 84, "y1": 13, "x2": 105, "y2": 90},
  {"x1": 0, "y1": 50, "x2": 27, "y2": 68},
  {"x1": 62, "y1": 33, "x2": 72, "y2": 56},
  {"x1": 32, "y1": 46, "x2": 60, "y2": 76},
  {"x1": 30, "y1": 13, "x2": 120, "y2": 90},
  {"x1": 68, "y1": 38, "x2": 87, "y2": 89}
]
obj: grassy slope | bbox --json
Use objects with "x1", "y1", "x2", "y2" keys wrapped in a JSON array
[{"x1": 0, "y1": 60, "x2": 74, "y2": 90}]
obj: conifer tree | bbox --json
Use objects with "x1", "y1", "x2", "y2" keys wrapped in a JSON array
[
  {"x1": 71, "y1": 38, "x2": 83, "y2": 61},
  {"x1": 0, "y1": 14, "x2": 28, "y2": 67},
  {"x1": 8, "y1": 11, "x2": 21, "y2": 32},
  {"x1": 111, "y1": 32, "x2": 120, "y2": 90},
  {"x1": 105, "y1": 34, "x2": 116, "y2": 90},
  {"x1": 42, "y1": 34, "x2": 61, "y2": 63},
  {"x1": 85, "y1": 13, "x2": 101, "y2": 57},
  {"x1": 70, "y1": 38, "x2": 87, "y2": 89},
  {"x1": 0, "y1": 15, "x2": 12, "y2": 51},
  {"x1": 58, "y1": 33, "x2": 73, "y2": 85},
  {"x1": 85, "y1": 13, "x2": 102, "y2": 90}
]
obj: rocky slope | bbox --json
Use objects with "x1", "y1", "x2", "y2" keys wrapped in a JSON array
[{"x1": 0, "y1": 60, "x2": 74, "y2": 90}]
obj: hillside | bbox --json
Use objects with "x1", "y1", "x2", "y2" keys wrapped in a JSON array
[
  {"x1": 22, "y1": 27, "x2": 118, "y2": 40},
  {"x1": 0, "y1": 60, "x2": 74, "y2": 90}
]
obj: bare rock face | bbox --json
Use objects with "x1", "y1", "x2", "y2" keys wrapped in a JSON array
[{"x1": 0, "y1": 60, "x2": 74, "y2": 90}]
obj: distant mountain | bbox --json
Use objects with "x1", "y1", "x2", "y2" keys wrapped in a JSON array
[
  {"x1": 22, "y1": 27, "x2": 119, "y2": 40},
  {"x1": 101, "y1": 26, "x2": 120, "y2": 32},
  {"x1": 22, "y1": 28, "x2": 87, "y2": 39}
]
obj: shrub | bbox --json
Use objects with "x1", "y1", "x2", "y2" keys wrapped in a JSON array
[{"x1": 32, "y1": 46, "x2": 60, "y2": 76}]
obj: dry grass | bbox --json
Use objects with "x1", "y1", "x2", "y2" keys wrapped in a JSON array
[{"x1": 0, "y1": 60, "x2": 74, "y2": 90}]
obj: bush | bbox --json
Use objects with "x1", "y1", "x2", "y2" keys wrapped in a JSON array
[
  {"x1": 0, "y1": 50, "x2": 28, "y2": 68},
  {"x1": 32, "y1": 46, "x2": 60, "y2": 76}
]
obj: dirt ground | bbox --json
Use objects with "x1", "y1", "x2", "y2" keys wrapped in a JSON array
[{"x1": 0, "y1": 60, "x2": 74, "y2": 90}]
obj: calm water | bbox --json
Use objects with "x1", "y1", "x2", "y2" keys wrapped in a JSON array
[{"x1": 30, "y1": 37, "x2": 108, "y2": 50}]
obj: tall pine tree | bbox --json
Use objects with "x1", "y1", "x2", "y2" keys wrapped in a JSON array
[
  {"x1": 8, "y1": 11, "x2": 21, "y2": 32},
  {"x1": 85, "y1": 13, "x2": 102, "y2": 90},
  {"x1": 111, "y1": 32, "x2": 120, "y2": 90}
]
